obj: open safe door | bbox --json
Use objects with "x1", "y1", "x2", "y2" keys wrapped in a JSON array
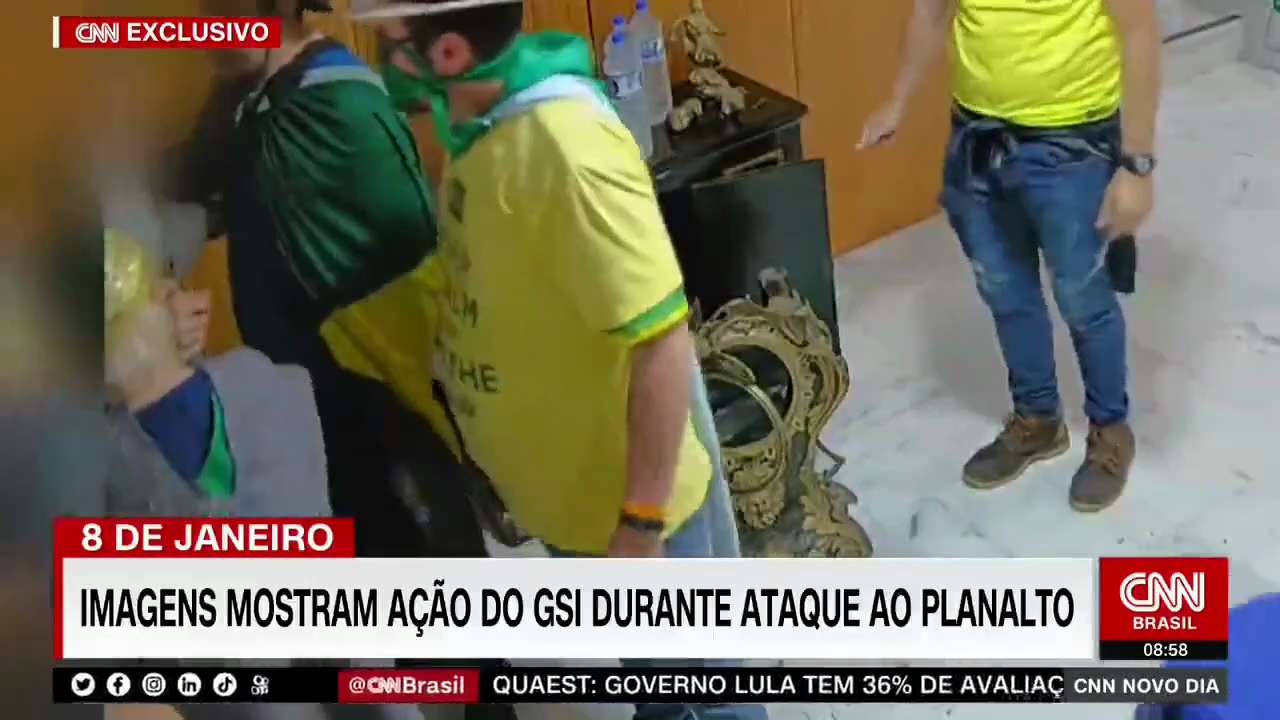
[{"x1": 682, "y1": 158, "x2": 839, "y2": 350}]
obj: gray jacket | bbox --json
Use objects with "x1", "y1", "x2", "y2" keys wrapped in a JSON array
[
  {"x1": 106, "y1": 347, "x2": 330, "y2": 518},
  {"x1": 105, "y1": 348, "x2": 422, "y2": 720}
]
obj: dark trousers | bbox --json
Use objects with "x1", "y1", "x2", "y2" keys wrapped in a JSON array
[
  {"x1": 321, "y1": 368, "x2": 487, "y2": 559},
  {"x1": 317, "y1": 363, "x2": 515, "y2": 720}
]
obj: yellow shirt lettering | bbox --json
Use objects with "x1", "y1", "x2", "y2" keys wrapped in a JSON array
[{"x1": 434, "y1": 100, "x2": 711, "y2": 555}]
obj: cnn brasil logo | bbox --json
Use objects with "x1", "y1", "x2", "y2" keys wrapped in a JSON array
[
  {"x1": 1119, "y1": 570, "x2": 1205, "y2": 630},
  {"x1": 1098, "y1": 557, "x2": 1228, "y2": 660}
]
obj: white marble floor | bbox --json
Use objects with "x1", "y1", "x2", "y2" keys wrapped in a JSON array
[
  {"x1": 441, "y1": 60, "x2": 1280, "y2": 720},
  {"x1": 752, "y1": 60, "x2": 1280, "y2": 720},
  {"x1": 827, "y1": 60, "x2": 1280, "y2": 589}
]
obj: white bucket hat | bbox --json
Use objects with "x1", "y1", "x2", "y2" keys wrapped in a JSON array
[{"x1": 348, "y1": 0, "x2": 521, "y2": 21}]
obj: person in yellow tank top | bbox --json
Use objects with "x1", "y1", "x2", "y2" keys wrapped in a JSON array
[{"x1": 861, "y1": 0, "x2": 1162, "y2": 511}]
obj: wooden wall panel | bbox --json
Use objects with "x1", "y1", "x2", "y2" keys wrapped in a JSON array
[
  {"x1": 587, "y1": 0, "x2": 948, "y2": 254},
  {"x1": 587, "y1": 0, "x2": 797, "y2": 97},
  {"x1": 3, "y1": 0, "x2": 214, "y2": 243},
  {"x1": 792, "y1": 0, "x2": 951, "y2": 254},
  {"x1": 184, "y1": 237, "x2": 243, "y2": 357},
  {"x1": 309, "y1": 0, "x2": 382, "y2": 65},
  {"x1": 2, "y1": 0, "x2": 85, "y2": 242},
  {"x1": 525, "y1": 0, "x2": 595, "y2": 38}
]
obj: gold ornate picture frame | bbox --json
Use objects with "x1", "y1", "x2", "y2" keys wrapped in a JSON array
[{"x1": 695, "y1": 269, "x2": 872, "y2": 558}]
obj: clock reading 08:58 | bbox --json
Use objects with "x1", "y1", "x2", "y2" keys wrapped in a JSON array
[{"x1": 1143, "y1": 642, "x2": 1190, "y2": 658}]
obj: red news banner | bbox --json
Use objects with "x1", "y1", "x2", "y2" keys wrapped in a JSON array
[
  {"x1": 52, "y1": 518, "x2": 353, "y2": 659},
  {"x1": 52, "y1": 16, "x2": 282, "y2": 50},
  {"x1": 53, "y1": 518, "x2": 354, "y2": 558}
]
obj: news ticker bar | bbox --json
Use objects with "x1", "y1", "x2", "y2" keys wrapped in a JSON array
[{"x1": 54, "y1": 666, "x2": 1227, "y2": 705}]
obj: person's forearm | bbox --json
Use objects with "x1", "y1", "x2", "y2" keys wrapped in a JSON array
[
  {"x1": 624, "y1": 325, "x2": 695, "y2": 512},
  {"x1": 890, "y1": 0, "x2": 955, "y2": 108},
  {"x1": 1112, "y1": 0, "x2": 1162, "y2": 154}
]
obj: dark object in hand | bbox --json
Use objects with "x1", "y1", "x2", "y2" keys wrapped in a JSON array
[{"x1": 1108, "y1": 234, "x2": 1136, "y2": 294}]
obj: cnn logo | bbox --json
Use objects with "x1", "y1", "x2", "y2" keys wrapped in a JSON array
[
  {"x1": 75, "y1": 21, "x2": 119, "y2": 45},
  {"x1": 1120, "y1": 571, "x2": 1205, "y2": 613}
]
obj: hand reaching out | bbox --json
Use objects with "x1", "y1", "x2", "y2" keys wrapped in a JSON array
[{"x1": 858, "y1": 100, "x2": 906, "y2": 150}]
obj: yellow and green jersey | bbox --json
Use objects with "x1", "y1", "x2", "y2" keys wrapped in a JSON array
[
  {"x1": 952, "y1": 0, "x2": 1123, "y2": 127},
  {"x1": 432, "y1": 98, "x2": 711, "y2": 555}
]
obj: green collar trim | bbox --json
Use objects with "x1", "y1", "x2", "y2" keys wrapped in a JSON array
[
  {"x1": 400, "y1": 32, "x2": 600, "y2": 159},
  {"x1": 196, "y1": 391, "x2": 236, "y2": 500}
]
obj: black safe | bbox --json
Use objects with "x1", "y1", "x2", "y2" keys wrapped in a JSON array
[{"x1": 650, "y1": 70, "x2": 839, "y2": 350}]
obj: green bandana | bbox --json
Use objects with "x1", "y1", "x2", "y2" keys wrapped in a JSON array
[{"x1": 384, "y1": 32, "x2": 601, "y2": 159}]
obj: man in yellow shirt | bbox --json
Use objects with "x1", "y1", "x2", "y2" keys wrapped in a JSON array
[
  {"x1": 861, "y1": 0, "x2": 1161, "y2": 511},
  {"x1": 365, "y1": 2, "x2": 763, "y2": 718},
  {"x1": 389, "y1": 0, "x2": 716, "y2": 558}
]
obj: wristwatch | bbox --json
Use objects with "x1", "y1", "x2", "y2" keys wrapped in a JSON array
[
  {"x1": 1120, "y1": 153, "x2": 1157, "y2": 177},
  {"x1": 619, "y1": 501, "x2": 666, "y2": 534},
  {"x1": 618, "y1": 513, "x2": 664, "y2": 534}
]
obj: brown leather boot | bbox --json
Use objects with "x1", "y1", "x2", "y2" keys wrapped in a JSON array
[
  {"x1": 1069, "y1": 422, "x2": 1135, "y2": 512},
  {"x1": 963, "y1": 414, "x2": 1070, "y2": 490}
]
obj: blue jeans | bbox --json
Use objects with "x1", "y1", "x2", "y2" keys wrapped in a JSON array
[
  {"x1": 546, "y1": 365, "x2": 766, "y2": 720},
  {"x1": 940, "y1": 110, "x2": 1129, "y2": 426},
  {"x1": 548, "y1": 474, "x2": 765, "y2": 720}
]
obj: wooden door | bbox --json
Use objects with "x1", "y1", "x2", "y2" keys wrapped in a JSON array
[
  {"x1": 308, "y1": 0, "x2": 382, "y2": 64},
  {"x1": 792, "y1": 0, "x2": 951, "y2": 254},
  {"x1": 525, "y1": 0, "x2": 595, "y2": 39},
  {"x1": 587, "y1": 0, "x2": 798, "y2": 97},
  {"x1": 3, "y1": 0, "x2": 213, "y2": 244}
]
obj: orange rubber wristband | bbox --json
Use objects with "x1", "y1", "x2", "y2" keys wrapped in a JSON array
[{"x1": 621, "y1": 501, "x2": 667, "y2": 524}]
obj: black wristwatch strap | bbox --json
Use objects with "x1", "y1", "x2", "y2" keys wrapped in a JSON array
[
  {"x1": 618, "y1": 512, "x2": 664, "y2": 534},
  {"x1": 1120, "y1": 153, "x2": 1157, "y2": 177}
]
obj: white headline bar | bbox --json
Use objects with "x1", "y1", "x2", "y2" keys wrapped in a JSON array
[{"x1": 61, "y1": 558, "x2": 1096, "y2": 660}]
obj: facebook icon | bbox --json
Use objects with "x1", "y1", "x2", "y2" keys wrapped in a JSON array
[{"x1": 106, "y1": 672, "x2": 131, "y2": 698}]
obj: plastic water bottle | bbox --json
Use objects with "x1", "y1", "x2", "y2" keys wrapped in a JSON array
[
  {"x1": 631, "y1": 0, "x2": 673, "y2": 125},
  {"x1": 602, "y1": 21, "x2": 653, "y2": 158}
]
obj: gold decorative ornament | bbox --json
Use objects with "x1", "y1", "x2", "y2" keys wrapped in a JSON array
[
  {"x1": 669, "y1": 0, "x2": 747, "y2": 120},
  {"x1": 670, "y1": 0, "x2": 725, "y2": 67},
  {"x1": 694, "y1": 269, "x2": 872, "y2": 558},
  {"x1": 670, "y1": 97, "x2": 705, "y2": 132},
  {"x1": 688, "y1": 67, "x2": 747, "y2": 116}
]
